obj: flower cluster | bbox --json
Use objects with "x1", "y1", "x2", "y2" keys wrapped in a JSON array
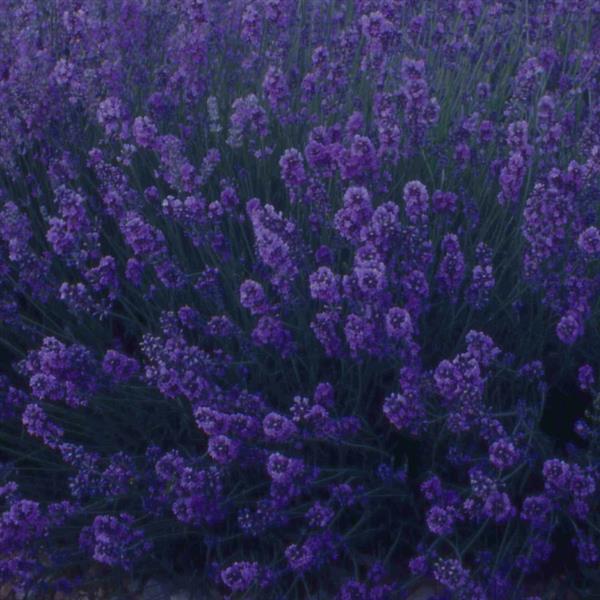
[{"x1": 0, "y1": 1, "x2": 598, "y2": 598}]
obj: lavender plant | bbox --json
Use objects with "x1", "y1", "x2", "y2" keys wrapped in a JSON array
[{"x1": 0, "y1": 1, "x2": 599, "y2": 598}]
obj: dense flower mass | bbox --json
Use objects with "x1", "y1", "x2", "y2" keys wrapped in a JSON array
[{"x1": 0, "y1": 1, "x2": 599, "y2": 598}]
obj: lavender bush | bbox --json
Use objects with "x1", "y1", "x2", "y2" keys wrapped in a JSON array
[{"x1": 0, "y1": 1, "x2": 599, "y2": 598}]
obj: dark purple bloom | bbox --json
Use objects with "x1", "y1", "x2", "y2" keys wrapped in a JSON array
[
  {"x1": 280, "y1": 148, "x2": 307, "y2": 188},
  {"x1": 385, "y1": 307, "x2": 413, "y2": 340},
  {"x1": 543, "y1": 459, "x2": 572, "y2": 492},
  {"x1": 207, "y1": 435, "x2": 239, "y2": 465},
  {"x1": 573, "y1": 534, "x2": 599, "y2": 566},
  {"x1": 309, "y1": 267, "x2": 341, "y2": 303},
  {"x1": 221, "y1": 561, "x2": 260, "y2": 592},
  {"x1": 403, "y1": 180, "x2": 429, "y2": 225},
  {"x1": 483, "y1": 491, "x2": 515, "y2": 523},
  {"x1": 266, "y1": 453, "x2": 304, "y2": 483},
  {"x1": 22, "y1": 404, "x2": 64, "y2": 449},
  {"x1": 306, "y1": 502, "x2": 334, "y2": 528},
  {"x1": 433, "y1": 558, "x2": 470, "y2": 592},
  {"x1": 285, "y1": 542, "x2": 314, "y2": 573},
  {"x1": 577, "y1": 226, "x2": 600, "y2": 256},
  {"x1": 489, "y1": 438, "x2": 519, "y2": 470},
  {"x1": 102, "y1": 350, "x2": 140, "y2": 383},
  {"x1": 521, "y1": 495, "x2": 553, "y2": 527},
  {"x1": 263, "y1": 412, "x2": 298, "y2": 441},
  {"x1": 578, "y1": 364, "x2": 595, "y2": 392},
  {"x1": 437, "y1": 234, "x2": 465, "y2": 300},
  {"x1": 556, "y1": 311, "x2": 584, "y2": 345},
  {"x1": 80, "y1": 514, "x2": 150, "y2": 571},
  {"x1": 240, "y1": 279, "x2": 269, "y2": 315},
  {"x1": 426, "y1": 505, "x2": 456, "y2": 535}
]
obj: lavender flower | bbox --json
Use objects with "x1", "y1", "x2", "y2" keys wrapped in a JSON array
[
  {"x1": 1, "y1": 4, "x2": 599, "y2": 597},
  {"x1": 80, "y1": 514, "x2": 151, "y2": 570}
]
